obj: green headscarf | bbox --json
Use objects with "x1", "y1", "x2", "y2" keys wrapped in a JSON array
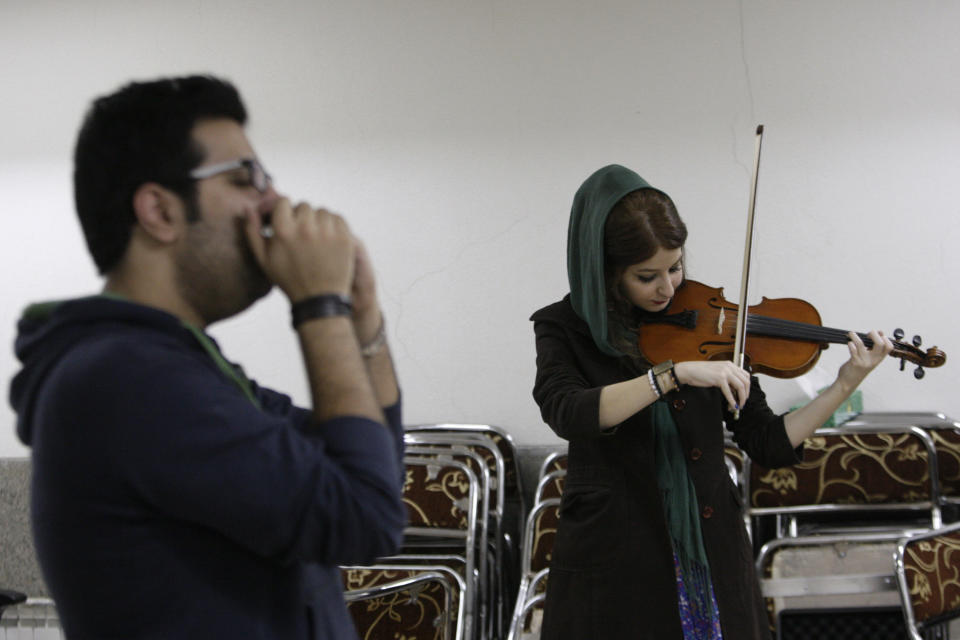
[
  {"x1": 566, "y1": 164, "x2": 655, "y2": 357},
  {"x1": 565, "y1": 164, "x2": 717, "y2": 618}
]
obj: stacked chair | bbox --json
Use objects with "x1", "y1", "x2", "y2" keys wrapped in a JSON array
[
  {"x1": 6, "y1": 413, "x2": 958, "y2": 639},
  {"x1": 344, "y1": 424, "x2": 523, "y2": 640},
  {"x1": 894, "y1": 520, "x2": 960, "y2": 640},
  {"x1": 844, "y1": 412, "x2": 960, "y2": 521},
  {"x1": 507, "y1": 450, "x2": 566, "y2": 640},
  {"x1": 341, "y1": 563, "x2": 466, "y2": 640},
  {"x1": 749, "y1": 412, "x2": 960, "y2": 639},
  {"x1": 342, "y1": 450, "x2": 477, "y2": 640}
]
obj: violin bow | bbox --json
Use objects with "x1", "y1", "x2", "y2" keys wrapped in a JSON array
[{"x1": 732, "y1": 125, "x2": 765, "y2": 419}]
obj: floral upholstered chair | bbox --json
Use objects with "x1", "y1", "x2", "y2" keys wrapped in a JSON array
[
  {"x1": 342, "y1": 564, "x2": 465, "y2": 640},
  {"x1": 895, "y1": 521, "x2": 960, "y2": 640},
  {"x1": 750, "y1": 425, "x2": 944, "y2": 636}
]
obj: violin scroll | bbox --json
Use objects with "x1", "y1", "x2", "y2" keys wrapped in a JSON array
[{"x1": 890, "y1": 327, "x2": 946, "y2": 380}]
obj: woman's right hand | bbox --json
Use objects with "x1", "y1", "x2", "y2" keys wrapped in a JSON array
[{"x1": 674, "y1": 361, "x2": 751, "y2": 412}]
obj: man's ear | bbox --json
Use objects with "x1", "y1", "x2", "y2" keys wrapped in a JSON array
[{"x1": 131, "y1": 183, "x2": 186, "y2": 244}]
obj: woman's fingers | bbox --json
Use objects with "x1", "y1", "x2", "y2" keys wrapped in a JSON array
[
  {"x1": 848, "y1": 330, "x2": 893, "y2": 367},
  {"x1": 719, "y1": 384, "x2": 739, "y2": 413},
  {"x1": 674, "y1": 360, "x2": 751, "y2": 411},
  {"x1": 728, "y1": 364, "x2": 751, "y2": 411}
]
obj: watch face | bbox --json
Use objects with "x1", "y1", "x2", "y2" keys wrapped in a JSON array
[{"x1": 653, "y1": 361, "x2": 673, "y2": 375}]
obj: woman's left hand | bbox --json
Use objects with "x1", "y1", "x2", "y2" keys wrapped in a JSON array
[
  {"x1": 837, "y1": 329, "x2": 894, "y2": 389},
  {"x1": 785, "y1": 329, "x2": 894, "y2": 447}
]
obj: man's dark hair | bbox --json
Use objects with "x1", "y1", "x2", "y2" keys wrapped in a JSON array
[{"x1": 73, "y1": 75, "x2": 247, "y2": 274}]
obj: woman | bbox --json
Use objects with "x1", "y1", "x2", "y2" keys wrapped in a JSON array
[{"x1": 530, "y1": 164, "x2": 892, "y2": 639}]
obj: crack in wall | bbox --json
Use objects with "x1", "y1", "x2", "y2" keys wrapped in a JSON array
[{"x1": 384, "y1": 216, "x2": 526, "y2": 418}]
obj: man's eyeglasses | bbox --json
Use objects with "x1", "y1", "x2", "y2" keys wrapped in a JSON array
[{"x1": 189, "y1": 158, "x2": 272, "y2": 194}]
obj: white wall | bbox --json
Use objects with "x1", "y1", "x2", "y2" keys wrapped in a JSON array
[{"x1": 2, "y1": 0, "x2": 958, "y2": 456}]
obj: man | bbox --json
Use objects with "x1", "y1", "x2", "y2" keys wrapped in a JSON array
[{"x1": 9, "y1": 75, "x2": 406, "y2": 638}]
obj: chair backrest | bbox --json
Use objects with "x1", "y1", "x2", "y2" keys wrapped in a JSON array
[
  {"x1": 746, "y1": 425, "x2": 943, "y2": 532},
  {"x1": 723, "y1": 442, "x2": 745, "y2": 486},
  {"x1": 536, "y1": 451, "x2": 567, "y2": 480},
  {"x1": 405, "y1": 424, "x2": 524, "y2": 500},
  {"x1": 844, "y1": 412, "x2": 958, "y2": 429},
  {"x1": 404, "y1": 429, "x2": 521, "y2": 640},
  {"x1": 403, "y1": 447, "x2": 489, "y2": 584},
  {"x1": 928, "y1": 428, "x2": 960, "y2": 504},
  {"x1": 403, "y1": 454, "x2": 483, "y2": 532},
  {"x1": 751, "y1": 424, "x2": 944, "y2": 634},
  {"x1": 895, "y1": 521, "x2": 960, "y2": 640},
  {"x1": 342, "y1": 564, "x2": 465, "y2": 640},
  {"x1": 507, "y1": 496, "x2": 558, "y2": 640},
  {"x1": 508, "y1": 590, "x2": 547, "y2": 640},
  {"x1": 533, "y1": 469, "x2": 565, "y2": 505},
  {"x1": 521, "y1": 498, "x2": 560, "y2": 576},
  {"x1": 405, "y1": 434, "x2": 503, "y2": 523},
  {"x1": 843, "y1": 413, "x2": 960, "y2": 507},
  {"x1": 401, "y1": 456, "x2": 480, "y2": 639}
]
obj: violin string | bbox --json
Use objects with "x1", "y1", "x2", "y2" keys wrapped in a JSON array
[
  {"x1": 752, "y1": 316, "x2": 852, "y2": 343},
  {"x1": 720, "y1": 313, "x2": 876, "y2": 346},
  {"x1": 710, "y1": 310, "x2": 925, "y2": 359},
  {"x1": 746, "y1": 317, "x2": 920, "y2": 356},
  {"x1": 722, "y1": 313, "x2": 842, "y2": 342}
]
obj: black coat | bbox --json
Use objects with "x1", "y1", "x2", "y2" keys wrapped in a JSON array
[{"x1": 531, "y1": 296, "x2": 801, "y2": 640}]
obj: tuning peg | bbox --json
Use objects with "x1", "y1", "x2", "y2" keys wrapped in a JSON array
[
  {"x1": 912, "y1": 335, "x2": 922, "y2": 348},
  {"x1": 914, "y1": 366, "x2": 925, "y2": 380},
  {"x1": 894, "y1": 328, "x2": 905, "y2": 340},
  {"x1": 900, "y1": 358, "x2": 906, "y2": 371}
]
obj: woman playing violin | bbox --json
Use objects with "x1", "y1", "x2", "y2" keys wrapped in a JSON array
[{"x1": 530, "y1": 164, "x2": 893, "y2": 640}]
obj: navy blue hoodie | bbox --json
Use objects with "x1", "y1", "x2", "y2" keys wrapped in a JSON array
[{"x1": 10, "y1": 296, "x2": 405, "y2": 639}]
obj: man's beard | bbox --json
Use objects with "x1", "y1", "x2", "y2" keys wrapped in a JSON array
[{"x1": 175, "y1": 202, "x2": 274, "y2": 326}]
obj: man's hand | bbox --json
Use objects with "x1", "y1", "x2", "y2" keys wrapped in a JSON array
[
  {"x1": 351, "y1": 237, "x2": 382, "y2": 344},
  {"x1": 245, "y1": 199, "x2": 355, "y2": 302}
]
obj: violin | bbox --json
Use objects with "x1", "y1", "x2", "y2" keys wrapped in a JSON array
[
  {"x1": 636, "y1": 279, "x2": 947, "y2": 379},
  {"x1": 637, "y1": 125, "x2": 946, "y2": 384}
]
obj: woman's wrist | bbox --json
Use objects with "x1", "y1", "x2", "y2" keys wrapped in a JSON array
[
  {"x1": 652, "y1": 360, "x2": 681, "y2": 394},
  {"x1": 673, "y1": 362, "x2": 687, "y2": 386}
]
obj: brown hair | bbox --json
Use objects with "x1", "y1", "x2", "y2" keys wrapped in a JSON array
[{"x1": 603, "y1": 189, "x2": 688, "y2": 325}]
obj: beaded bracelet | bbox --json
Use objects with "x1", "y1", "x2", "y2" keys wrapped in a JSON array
[
  {"x1": 652, "y1": 360, "x2": 680, "y2": 394},
  {"x1": 648, "y1": 368, "x2": 662, "y2": 398}
]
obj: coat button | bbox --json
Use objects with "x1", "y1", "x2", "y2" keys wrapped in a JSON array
[
  {"x1": 702, "y1": 506, "x2": 714, "y2": 519},
  {"x1": 672, "y1": 398, "x2": 687, "y2": 411},
  {"x1": 690, "y1": 448, "x2": 702, "y2": 461}
]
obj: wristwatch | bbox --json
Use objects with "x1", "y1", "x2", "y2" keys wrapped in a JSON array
[
  {"x1": 652, "y1": 360, "x2": 680, "y2": 393},
  {"x1": 652, "y1": 360, "x2": 675, "y2": 377}
]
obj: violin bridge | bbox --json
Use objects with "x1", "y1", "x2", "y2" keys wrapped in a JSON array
[{"x1": 717, "y1": 308, "x2": 725, "y2": 335}]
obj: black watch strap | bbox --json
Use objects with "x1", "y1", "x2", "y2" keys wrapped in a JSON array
[{"x1": 291, "y1": 294, "x2": 353, "y2": 328}]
